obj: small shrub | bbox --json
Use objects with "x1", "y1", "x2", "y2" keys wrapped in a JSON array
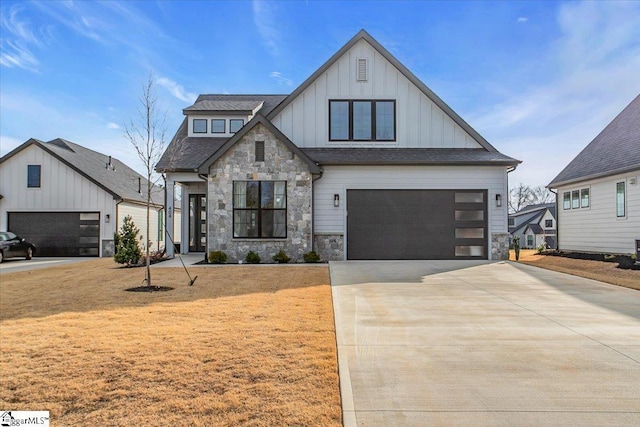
[
  {"x1": 272, "y1": 249, "x2": 290, "y2": 264},
  {"x1": 208, "y1": 250, "x2": 227, "y2": 264},
  {"x1": 303, "y1": 251, "x2": 321, "y2": 263},
  {"x1": 245, "y1": 251, "x2": 261, "y2": 264},
  {"x1": 536, "y1": 244, "x2": 546, "y2": 254},
  {"x1": 114, "y1": 215, "x2": 142, "y2": 266}
]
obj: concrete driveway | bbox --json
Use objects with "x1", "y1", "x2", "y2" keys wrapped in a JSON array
[
  {"x1": 0, "y1": 257, "x2": 95, "y2": 273},
  {"x1": 330, "y1": 260, "x2": 640, "y2": 427}
]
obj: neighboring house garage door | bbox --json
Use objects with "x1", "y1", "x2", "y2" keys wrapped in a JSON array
[
  {"x1": 346, "y1": 189, "x2": 487, "y2": 260},
  {"x1": 7, "y1": 212, "x2": 100, "y2": 257}
]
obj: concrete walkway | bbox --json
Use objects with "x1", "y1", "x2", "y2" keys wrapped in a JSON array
[{"x1": 329, "y1": 260, "x2": 640, "y2": 427}]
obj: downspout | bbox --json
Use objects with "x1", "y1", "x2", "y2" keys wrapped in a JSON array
[
  {"x1": 114, "y1": 197, "x2": 124, "y2": 257},
  {"x1": 548, "y1": 187, "x2": 558, "y2": 250},
  {"x1": 311, "y1": 166, "x2": 324, "y2": 257},
  {"x1": 506, "y1": 166, "x2": 517, "y2": 259}
]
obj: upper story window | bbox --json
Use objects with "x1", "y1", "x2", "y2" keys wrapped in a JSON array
[
  {"x1": 230, "y1": 119, "x2": 244, "y2": 133},
  {"x1": 508, "y1": 217, "x2": 515, "y2": 227},
  {"x1": 193, "y1": 119, "x2": 207, "y2": 133},
  {"x1": 211, "y1": 119, "x2": 225, "y2": 134},
  {"x1": 616, "y1": 181, "x2": 626, "y2": 217},
  {"x1": 545, "y1": 219, "x2": 553, "y2": 228},
  {"x1": 329, "y1": 100, "x2": 396, "y2": 142},
  {"x1": 27, "y1": 165, "x2": 41, "y2": 188},
  {"x1": 564, "y1": 187, "x2": 590, "y2": 210}
]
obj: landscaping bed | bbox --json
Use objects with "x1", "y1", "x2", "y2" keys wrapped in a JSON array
[
  {"x1": 511, "y1": 249, "x2": 640, "y2": 291},
  {"x1": 0, "y1": 259, "x2": 341, "y2": 426}
]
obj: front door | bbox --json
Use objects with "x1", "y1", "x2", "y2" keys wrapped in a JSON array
[{"x1": 188, "y1": 194, "x2": 206, "y2": 252}]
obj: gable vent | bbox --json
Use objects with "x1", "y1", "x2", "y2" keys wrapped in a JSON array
[{"x1": 356, "y1": 58, "x2": 368, "y2": 81}]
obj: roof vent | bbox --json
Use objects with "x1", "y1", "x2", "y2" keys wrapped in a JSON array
[{"x1": 356, "y1": 58, "x2": 368, "y2": 81}]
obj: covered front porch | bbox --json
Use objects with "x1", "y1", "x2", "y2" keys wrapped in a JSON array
[{"x1": 164, "y1": 172, "x2": 208, "y2": 258}]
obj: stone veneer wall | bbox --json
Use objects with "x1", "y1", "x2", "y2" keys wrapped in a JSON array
[
  {"x1": 313, "y1": 234, "x2": 344, "y2": 261},
  {"x1": 102, "y1": 239, "x2": 115, "y2": 257},
  {"x1": 208, "y1": 123, "x2": 313, "y2": 263},
  {"x1": 491, "y1": 232, "x2": 510, "y2": 261}
]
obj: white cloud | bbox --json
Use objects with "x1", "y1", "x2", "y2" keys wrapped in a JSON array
[
  {"x1": 253, "y1": 0, "x2": 281, "y2": 56},
  {"x1": 156, "y1": 77, "x2": 197, "y2": 104},
  {"x1": 0, "y1": 4, "x2": 49, "y2": 72},
  {"x1": 107, "y1": 122, "x2": 121, "y2": 130},
  {"x1": 469, "y1": 1, "x2": 640, "y2": 188},
  {"x1": 517, "y1": 17, "x2": 528, "y2": 23},
  {"x1": 269, "y1": 71, "x2": 293, "y2": 86}
]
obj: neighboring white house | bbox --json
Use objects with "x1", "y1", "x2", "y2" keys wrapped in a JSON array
[
  {"x1": 0, "y1": 138, "x2": 180, "y2": 257},
  {"x1": 508, "y1": 203, "x2": 556, "y2": 249},
  {"x1": 157, "y1": 29, "x2": 521, "y2": 262},
  {"x1": 548, "y1": 94, "x2": 640, "y2": 255}
]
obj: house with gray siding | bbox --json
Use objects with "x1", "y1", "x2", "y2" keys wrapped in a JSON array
[
  {"x1": 548, "y1": 94, "x2": 640, "y2": 255},
  {"x1": 157, "y1": 30, "x2": 520, "y2": 262},
  {"x1": 509, "y1": 203, "x2": 556, "y2": 249},
  {"x1": 0, "y1": 138, "x2": 179, "y2": 257}
]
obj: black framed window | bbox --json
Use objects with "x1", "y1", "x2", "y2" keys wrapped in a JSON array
[
  {"x1": 571, "y1": 190, "x2": 580, "y2": 209},
  {"x1": 545, "y1": 219, "x2": 553, "y2": 227},
  {"x1": 329, "y1": 100, "x2": 396, "y2": 141},
  {"x1": 230, "y1": 119, "x2": 244, "y2": 133},
  {"x1": 616, "y1": 182, "x2": 625, "y2": 217},
  {"x1": 211, "y1": 119, "x2": 225, "y2": 133},
  {"x1": 27, "y1": 165, "x2": 41, "y2": 188},
  {"x1": 233, "y1": 181, "x2": 286, "y2": 238},
  {"x1": 193, "y1": 119, "x2": 207, "y2": 133}
]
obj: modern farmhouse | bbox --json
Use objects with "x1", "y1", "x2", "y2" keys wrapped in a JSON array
[{"x1": 157, "y1": 30, "x2": 521, "y2": 262}]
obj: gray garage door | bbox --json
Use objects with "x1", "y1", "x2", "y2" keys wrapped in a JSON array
[
  {"x1": 8, "y1": 212, "x2": 100, "y2": 257},
  {"x1": 346, "y1": 189, "x2": 487, "y2": 260}
]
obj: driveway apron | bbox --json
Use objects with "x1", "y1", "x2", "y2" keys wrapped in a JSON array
[{"x1": 329, "y1": 260, "x2": 640, "y2": 427}]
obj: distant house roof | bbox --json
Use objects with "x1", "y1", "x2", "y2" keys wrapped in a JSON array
[
  {"x1": 511, "y1": 203, "x2": 555, "y2": 217},
  {"x1": 301, "y1": 148, "x2": 520, "y2": 166},
  {"x1": 548, "y1": 94, "x2": 640, "y2": 187},
  {"x1": 525, "y1": 224, "x2": 544, "y2": 234},
  {"x1": 1, "y1": 138, "x2": 163, "y2": 206}
]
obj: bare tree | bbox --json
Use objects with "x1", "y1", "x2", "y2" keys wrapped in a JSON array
[
  {"x1": 530, "y1": 185, "x2": 554, "y2": 205},
  {"x1": 508, "y1": 183, "x2": 532, "y2": 213},
  {"x1": 123, "y1": 73, "x2": 166, "y2": 288}
]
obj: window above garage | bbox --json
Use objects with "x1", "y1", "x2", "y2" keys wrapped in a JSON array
[{"x1": 27, "y1": 165, "x2": 41, "y2": 188}]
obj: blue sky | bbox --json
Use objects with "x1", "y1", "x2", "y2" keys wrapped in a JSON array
[{"x1": 1, "y1": 0, "x2": 639, "y2": 188}]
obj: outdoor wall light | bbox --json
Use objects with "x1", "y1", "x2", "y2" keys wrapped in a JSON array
[
  {"x1": 496, "y1": 194, "x2": 502, "y2": 207},
  {"x1": 334, "y1": 194, "x2": 340, "y2": 207},
  {"x1": 105, "y1": 214, "x2": 110, "y2": 223}
]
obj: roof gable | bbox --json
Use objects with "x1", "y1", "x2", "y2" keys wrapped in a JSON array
[
  {"x1": 197, "y1": 114, "x2": 321, "y2": 174},
  {"x1": 548, "y1": 94, "x2": 640, "y2": 187},
  {"x1": 267, "y1": 29, "x2": 498, "y2": 152},
  {"x1": 1, "y1": 138, "x2": 162, "y2": 205}
]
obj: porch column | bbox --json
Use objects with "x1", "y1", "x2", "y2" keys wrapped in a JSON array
[{"x1": 165, "y1": 178, "x2": 175, "y2": 258}]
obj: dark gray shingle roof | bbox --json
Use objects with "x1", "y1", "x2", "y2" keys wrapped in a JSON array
[
  {"x1": 1, "y1": 138, "x2": 163, "y2": 206},
  {"x1": 183, "y1": 100, "x2": 263, "y2": 113},
  {"x1": 300, "y1": 148, "x2": 521, "y2": 166},
  {"x1": 158, "y1": 95, "x2": 288, "y2": 171},
  {"x1": 526, "y1": 224, "x2": 544, "y2": 234},
  {"x1": 548, "y1": 94, "x2": 640, "y2": 187},
  {"x1": 183, "y1": 94, "x2": 287, "y2": 116}
]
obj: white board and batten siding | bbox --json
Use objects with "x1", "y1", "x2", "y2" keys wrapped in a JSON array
[
  {"x1": 118, "y1": 202, "x2": 163, "y2": 253},
  {"x1": 271, "y1": 39, "x2": 482, "y2": 149},
  {"x1": 0, "y1": 144, "x2": 117, "y2": 247},
  {"x1": 557, "y1": 170, "x2": 640, "y2": 254},
  {"x1": 314, "y1": 165, "x2": 509, "y2": 235}
]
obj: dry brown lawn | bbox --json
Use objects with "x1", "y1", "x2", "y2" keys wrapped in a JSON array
[
  {"x1": 511, "y1": 249, "x2": 640, "y2": 291},
  {"x1": 0, "y1": 259, "x2": 341, "y2": 426}
]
